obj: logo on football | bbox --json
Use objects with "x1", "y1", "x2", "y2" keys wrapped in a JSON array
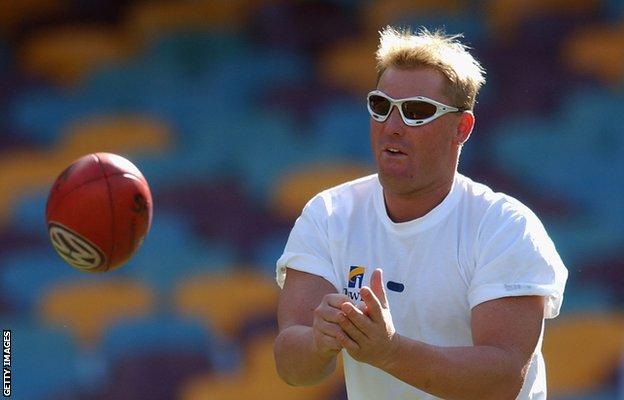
[{"x1": 48, "y1": 223, "x2": 106, "y2": 271}]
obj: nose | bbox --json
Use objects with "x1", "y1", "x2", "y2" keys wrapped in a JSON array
[{"x1": 384, "y1": 104, "x2": 406, "y2": 136}]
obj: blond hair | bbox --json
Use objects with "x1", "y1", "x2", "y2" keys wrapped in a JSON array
[{"x1": 376, "y1": 26, "x2": 485, "y2": 110}]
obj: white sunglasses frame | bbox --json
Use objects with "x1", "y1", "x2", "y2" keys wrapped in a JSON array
[{"x1": 366, "y1": 90, "x2": 465, "y2": 127}]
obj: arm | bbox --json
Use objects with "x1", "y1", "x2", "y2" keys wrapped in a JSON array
[
  {"x1": 337, "y1": 269, "x2": 545, "y2": 400},
  {"x1": 274, "y1": 268, "x2": 349, "y2": 386}
]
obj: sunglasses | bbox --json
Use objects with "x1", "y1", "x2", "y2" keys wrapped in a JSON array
[{"x1": 366, "y1": 90, "x2": 466, "y2": 126}]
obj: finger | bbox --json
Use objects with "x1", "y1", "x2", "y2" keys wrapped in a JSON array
[
  {"x1": 318, "y1": 334, "x2": 342, "y2": 352},
  {"x1": 316, "y1": 320, "x2": 344, "y2": 338},
  {"x1": 324, "y1": 293, "x2": 351, "y2": 308},
  {"x1": 341, "y1": 302, "x2": 374, "y2": 336},
  {"x1": 360, "y1": 286, "x2": 383, "y2": 323},
  {"x1": 337, "y1": 309, "x2": 368, "y2": 344},
  {"x1": 370, "y1": 268, "x2": 389, "y2": 308},
  {"x1": 315, "y1": 305, "x2": 345, "y2": 324},
  {"x1": 336, "y1": 329, "x2": 359, "y2": 352}
]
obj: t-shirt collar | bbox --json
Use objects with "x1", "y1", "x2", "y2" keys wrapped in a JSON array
[{"x1": 374, "y1": 173, "x2": 463, "y2": 234}]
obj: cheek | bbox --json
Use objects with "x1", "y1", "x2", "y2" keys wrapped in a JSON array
[
  {"x1": 369, "y1": 120, "x2": 382, "y2": 147},
  {"x1": 407, "y1": 127, "x2": 452, "y2": 161}
]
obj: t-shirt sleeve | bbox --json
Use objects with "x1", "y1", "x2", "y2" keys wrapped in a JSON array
[
  {"x1": 468, "y1": 202, "x2": 568, "y2": 318},
  {"x1": 275, "y1": 194, "x2": 339, "y2": 290}
]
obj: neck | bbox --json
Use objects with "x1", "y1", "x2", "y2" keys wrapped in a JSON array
[{"x1": 383, "y1": 174, "x2": 455, "y2": 223}]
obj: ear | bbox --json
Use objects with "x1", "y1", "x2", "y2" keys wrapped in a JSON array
[{"x1": 455, "y1": 111, "x2": 475, "y2": 145}]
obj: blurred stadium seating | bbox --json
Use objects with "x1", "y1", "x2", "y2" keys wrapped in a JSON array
[{"x1": 0, "y1": 1, "x2": 622, "y2": 399}]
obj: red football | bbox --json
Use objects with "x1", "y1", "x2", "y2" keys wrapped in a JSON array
[{"x1": 45, "y1": 153, "x2": 153, "y2": 272}]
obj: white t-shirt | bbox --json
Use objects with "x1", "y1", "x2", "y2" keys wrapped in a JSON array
[{"x1": 276, "y1": 173, "x2": 568, "y2": 400}]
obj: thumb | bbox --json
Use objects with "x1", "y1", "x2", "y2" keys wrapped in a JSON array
[{"x1": 371, "y1": 268, "x2": 388, "y2": 309}]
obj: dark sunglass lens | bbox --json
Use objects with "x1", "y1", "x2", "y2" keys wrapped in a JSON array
[
  {"x1": 402, "y1": 101, "x2": 437, "y2": 120},
  {"x1": 369, "y1": 95, "x2": 391, "y2": 115}
]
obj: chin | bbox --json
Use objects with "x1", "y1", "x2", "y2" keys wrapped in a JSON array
[{"x1": 378, "y1": 169, "x2": 417, "y2": 194}]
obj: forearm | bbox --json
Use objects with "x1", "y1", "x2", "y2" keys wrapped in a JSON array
[
  {"x1": 274, "y1": 325, "x2": 338, "y2": 386},
  {"x1": 381, "y1": 335, "x2": 525, "y2": 400}
]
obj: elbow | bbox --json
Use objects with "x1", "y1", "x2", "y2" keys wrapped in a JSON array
[
  {"x1": 273, "y1": 333, "x2": 320, "y2": 387},
  {"x1": 486, "y1": 361, "x2": 528, "y2": 400},
  {"x1": 479, "y1": 363, "x2": 529, "y2": 400},
  {"x1": 273, "y1": 335, "x2": 297, "y2": 386}
]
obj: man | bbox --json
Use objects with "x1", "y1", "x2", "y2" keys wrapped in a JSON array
[{"x1": 273, "y1": 26, "x2": 568, "y2": 400}]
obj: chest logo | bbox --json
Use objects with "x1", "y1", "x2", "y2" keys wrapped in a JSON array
[{"x1": 343, "y1": 266, "x2": 366, "y2": 302}]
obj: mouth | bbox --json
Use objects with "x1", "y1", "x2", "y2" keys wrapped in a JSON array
[{"x1": 383, "y1": 146, "x2": 407, "y2": 156}]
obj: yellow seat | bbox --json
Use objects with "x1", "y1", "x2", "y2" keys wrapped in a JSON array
[
  {"x1": 0, "y1": 150, "x2": 70, "y2": 226},
  {"x1": 543, "y1": 313, "x2": 624, "y2": 397},
  {"x1": 179, "y1": 333, "x2": 343, "y2": 400},
  {"x1": 57, "y1": 115, "x2": 172, "y2": 159},
  {"x1": 562, "y1": 24, "x2": 624, "y2": 86},
  {"x1": 269, "y1": 162, "x2": 374, "y2": 220},
  {"x1": 174, "y1": 270, "x2": 279, "y2": 337},
  {"x1": 318, "y1": 36, "x2": 379, "y2": 95},
  {"x1": 39, "y1": 279, "x2": 155, "y2": 348},
  {"x1": 18, "y1": 26, "x2": 131, "y2": 86},
  {"x1": 484, "y1": 0, "x2": 601, "y2": 40},
  {"x1": 0, "y1": 114, "x2": 171, "y2": 228},
  {"x1": 179, "y1": 372, "x2": 248, "y2": 400},
  {"x1": 124, "y1": 0, "x2": 248, "y2": 44}
]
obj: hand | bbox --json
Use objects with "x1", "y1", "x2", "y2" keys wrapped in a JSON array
[
  {"x1": 312, "y1": 293, "x2": 350, "y2": 360},
  {"x1": 336, "y1": 269, "x2": 400, "y2": 369}
]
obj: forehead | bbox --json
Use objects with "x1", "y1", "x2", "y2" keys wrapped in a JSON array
[{"x1": 377, "y1": 67, "x2": 448, "y2": 101}]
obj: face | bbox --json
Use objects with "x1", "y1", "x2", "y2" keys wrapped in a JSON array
[{"x1": 370, "y1": 67, "x2": 471, "y2": 197}]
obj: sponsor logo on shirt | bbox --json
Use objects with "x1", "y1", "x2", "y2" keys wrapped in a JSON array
[{"x1": 343, "y1": 266, "x2": 365, "y2": 302}]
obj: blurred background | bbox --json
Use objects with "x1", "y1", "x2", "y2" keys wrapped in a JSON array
[{"x1": 0, "y1": 0, "x2": 623, "y2": 399}]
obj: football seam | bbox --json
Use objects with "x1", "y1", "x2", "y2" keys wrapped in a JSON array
[
  {"x1": 94, "y1": 153, "x2": 116, "y2": 272},
  {"x1": 46, "y1": 171, "x2": 144, "y2": 219}
]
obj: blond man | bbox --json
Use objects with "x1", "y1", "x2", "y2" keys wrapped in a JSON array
[{"x1": 274, "y1": 26, "x2": 567, "y2": 400}]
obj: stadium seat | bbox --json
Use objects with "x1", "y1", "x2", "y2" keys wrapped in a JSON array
[
  {"x1": 250, "y1": 231, "x2": 289, "y2": 278},
  {"x1": 0, "y1": 113, "x2": 170, "y2": 228},
  {"x1": 0, "y1": 150, "x2": 56, "y2": 227},
  {"x1": 308, "y1": 97, "x2": 374, "y2": 162},
  {"x1": 0, "y1": 0, "x2": 66, "y2": 37},
  {"x1": 318, "y1": 36, "x2": 378, "y2": 95},
  {"x1": 559, "y1": 283, "x2": 617, "y2": 314},
  {"x1": 484, "y1": 0, "x2": 601, "y2": 40},
  {"x1": 232, "y1": 112, "x2": 310, "y2": 200},
  {"x1": 10, "y1": 87, "x2": 103, "y2": 145},
  {"x1": 157, "y1": 179, "x2": 284, "y2": 253},
  {"x1": 249, "y1": 0, "x2": 357, "y2": 55},
  {"x1": 179, "y1": 372, "x2": 249, "y2": 400},
  {"x1": 56, "y1": 114, "x2": 172, "y2": 160},
  {"x1": 243, "y1": 332, "x2": 340, "y2": 399},
  {"x1": 18, "y1": 25, "x2": 131, "y2": 86},
  {"x1": 38, "y1": 278, "x2": 155, "y2": 348},
  {"x1": 124, "y1": 212, "x2": 237, "y2": 293},
  {"x1": 0, "y1": 247, "x2": 86, "y2": 312},
  {"x1": 179, "y1": 333, "x2": 342, "y2": 400},
  {"x1": 10, "y1": 321, "x2": 81, "y2": 399},
  {"x1": 124, "y1": 0, "x2": 247, "y2": 44},
  {"x1": 9, "y1": 188, "x2": 48, "y2": 232},
  {"x1": 269, "y1": 161, "x2": 374, "y2": 220},
  {"x1": 362, "y1": 0, "x2": 464, "y2": 35},
  {"x1": 562, "y1": 23, "x2": 624, "y2": 85},
  {"x1": 543, "y1": 313, "x2": 624, "y2": 397},
  {"x1": 102, "y1": 315, "x2": 222, "y2": 364},
  {"x1": 142, "y1": 30, "x2": 251, "y2": 83},
  {"x1": 100, "y1": 315, "x2": 232, "y2": 399},
  {"x1": 173, "y1": 269, "x2": 279, "y2": 338}
]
